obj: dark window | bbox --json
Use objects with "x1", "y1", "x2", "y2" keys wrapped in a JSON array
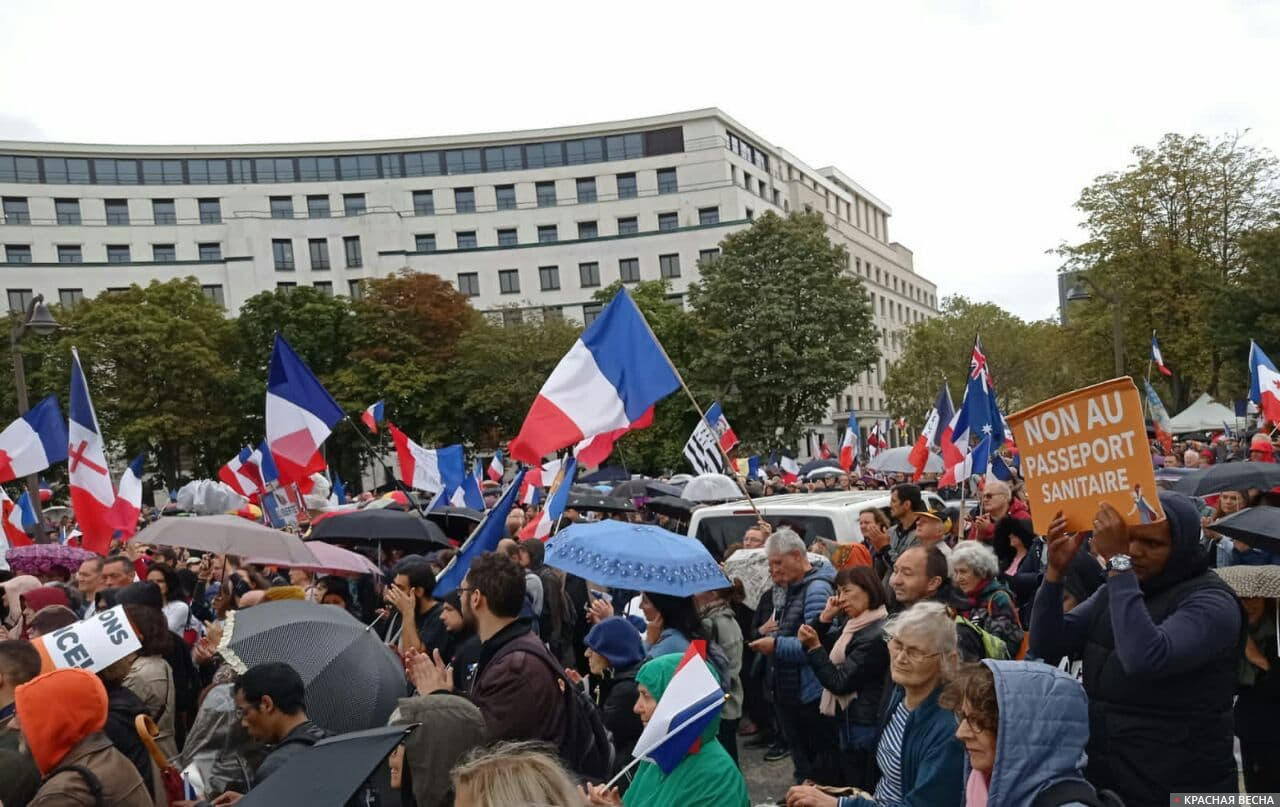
[
  {"x1": 583, "y1": 303, "x2": 603, "y2": 326},
  {"x1": 198, "y1": 198, "x2": 221, "y2": 224},
  {"x1": 348, "y1": 280, "x2": 365, "y2": 300},
  {"x1": 270, "y1": 196, "x2": 294, "y2": 219},
  {"x1": 5, "y1": 244, "x2": 32, "y2": 263},
  {"x1": 484, "y1": 145, "x2": 523, "y2": 171},
  {"x1": 699, "y1": 248, "x2": 720, "y2": 264},
  {"x1": 339, "y1": 155, "x2": 377, "y2": 179},
  {"x1": 619, "y1": 257, "x2": 640, "y2": 283},
  {"x1": 457, "y1": 272, "x2": 480, "y2": 297},
  {"x1": 3, "y1": 197, "x2": 30, "y2": 224},
  {"x1": 576, "y1": 178, "x2": 597, "y2": 203},
  {"x1": 616, "y1": 173, "x2": 637, "y2": 199},
  {"x1": 415, "y1": 234, "x2": 436, "y2": 252},
  {"x1": 105, "y1": 199, "x2": 130, "y2": 225},
  {"x1": 539, "y1": 265, "x2": 560, "y2": 290},
  {"x1": 57, "y1": 245, "x2": 83, "y2": 263},
  {"x1": 698, "y1": 206, "x2": 719, "y2": 225},
  {"x1": 566, "y1": 138, "x2": 604, "y2": 165},
  {"x1": 525, "y1": 142, "x2": 564, "y2": 168},
  {"x1": 44, "y1": 158, "x2": 90, "y2": 184},
  {"x1": 59, "y1": 288, "x2": 84, "y2": 308},
  {"x1": 578, "y1": 262, "x2": 600, "y2": 288},
  {"x1": 605, "y1": 134, "x2": 643, "y2": 160},
  {"x1": 413, "y1": 190, "x2": 434, "y2": 216},
  {"x1": 198, "y1": 242, "x2": 221, "y2": 262},
  {"x1": 273, "y1": 239, "x2": 295, "y2": 270},
  {"x1": 106, "y1": 244, "x2": 131, "y2": 264},
  {"x1": 0, "y1": 157, "x2": 39, "y2": 183},
  {"x1": 537, "y1": 225, "x2": 557, "y2": 244},
  {"x1": 309, "y1": 238, "x2": 330, "y2": 270},
  {"x1": 658, "y1": 212, "x2": 678, "y2": 231},
  {"x1": 201, "y1": 284, "x2": 224, "y2": 307},
  {"x1": 456, "y1": 231, "x2": 477, "y2": 250},
  {"x1": 404, "y1": 152, "x2": 442, "y2": 177},
  {"x1": 229, "y1": 160, "x2": 253, "y2": 183},
  {"x1": 536, "y1": 181, "x2": 556, "y2": 208},
  {"x1": 343, "y1": 236, "x2": 362, "y2": 267},
  {"x1": 497, "y1": 228, "x2": 518, "y2": 247},
  {"x1": 657, "y1": 168, "x2": 678, "y2": 194},
  {"x1": 617, "y1": 216, "x2": 638, "y2": 235},
  {"x1": 188, "y1": 159, "x2": 228, "y2": 184},
  {"x1": 380, "y1": 155, "x2": 402, "y2": 178},
  {"x1": 152, "y1": 199, "x2": 176, "y2": 225},
  {"x1": 307, "y1": 195, "x2": 330, "y2": 218},
  {"x1": 343, "y1": 193, "x2": 366, "y2": 216},
  {"x1": 445, "y1": 149, "x2": 482, "y2": 175},
  {"x1": 495, "y1": 185, "x2": 516, "y2": 211},
  {"x1": 152, "y1": 244, "x2": 176, "y2": 262},
  {"x1": 7, "y1": 289, "x2": 33, "y2": 314},
  {"x1": 659, "y1": 253, "x2": 681, "y2": 279},
  {"x1": 297, "y1": 157, "x2": 338, "y2": 182},
  {"x1": 141, "y1": 160, "x2": 183, "y2": 184},
  {"x1": 254, "y1": 158, "x2": 296, "y2": 183},
  {"x1": 543, "y1": 306, "x2": 563, "y2": 322},
  {"x1": 499, "y1": 269, "x2": 520, "y2": 294},
  {"x1": 93, "y1": 159, "x2": 138, "y2": 184},
  {"x1": 277, "y1": 282, "x2": 296, "y2": 290},
  {"x1": 577, "y1": 221, "x2": 598, "y2": 239},
  {"x1": 55, "y1": 198, "x2": 81, "y2": 225},
  {"x1": 313, "y1": 281, "x2": 334, "y2": 297},
  {"x1": 455, "y1": 188, "x2": 475, "y2": 213}
]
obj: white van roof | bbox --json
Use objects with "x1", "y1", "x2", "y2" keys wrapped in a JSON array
[{"x1": 694, "y1": 491, "x2": 892, "y2": 513}]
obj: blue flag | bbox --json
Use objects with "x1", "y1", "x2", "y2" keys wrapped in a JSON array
[
  {"x1": 434, "y1": 469, "x2": 527, "y2": 597},
  {"x1": 331, "y1": 473, "x2": 347, "y2": 505}
]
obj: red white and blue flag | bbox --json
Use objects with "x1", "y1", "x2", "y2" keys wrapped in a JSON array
[
  {"x1": 487, "y1": 450, "x2": 504, "y2": 482},
  {"x1": 111, "y1": 454, "x2": 145, "y2": 539},
  {"x1": 361, "y1": 400, "x2": 385, "y2": 433},
  {"x1": 1, "y1": 487, "x2": 35, "y2": 550},
  {"x1": 839, "y1": 412, "x2": 860, "y2": 472},
  {"x1": 779, "y1": 455, "x2": 800, "y2": 485},
  {"x1": 0, "y1": 395, "x2": 68, "y2": 485},
  {"x1": 509, "y1": 288, "x2": 680, "y2": 463},
  {"x1": 630, "y1": 642, "x2": 726, "y2": 775},
  {"x1": 219, "y1": 447, "x2": 263, "y2": 498},
  {"x1": 68, "y1": 348, "x2": 117, "y2": 555},
  {"x1": 867, "y1": 424, "x2": 887, "y2": 459},
  {"x1": 1144, "y1": 380, "x2": 1174, "y2": 455},
  {"x1": 1249, "y1": 341, "x2": 1280, "y2": 426},
  {"x1": 1151, "y1": 333, "x2": 1172, "y2": 377},
  {"x1": 909, "y1": 383, "x2": 955, "y2": 481},
  {"x1": 433, "y1": 468, "x2": 527, "y2": 597},
  {"x1": 451, "y1": 459, "x2": 486, "y2": 510},
  {"x1": 389, "y1": 423, "x2": 465, "y2": 495},
  {"x1": 523, "y1": 455, "x2": 578, "y2": 540},
  {"x1": 819, "y1": 437, "x2": 832, "y2": 460},
  {"x1": 704, "y1": 402, "x2": 738, "y2": 453},
  {"x1": 941, "y1": 434, "x2": 992, "y2": 487},
  {"x1": 265, "y1": 333, "x2": 344, "y2": 487}
]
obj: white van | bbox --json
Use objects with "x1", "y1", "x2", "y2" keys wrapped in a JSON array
[{"x1": 687, "y1": 490, "x2": 949, "y2": 558}]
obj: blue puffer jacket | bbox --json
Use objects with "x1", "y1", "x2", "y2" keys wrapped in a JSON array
[{"x1": 772, "y1": 562, "x2": 836, "y2": 704}]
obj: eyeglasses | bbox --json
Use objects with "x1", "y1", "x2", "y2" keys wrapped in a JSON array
[
  {"x1": 886, "y1": 636, "x2": 941, "y2": 663},
  {"x1": 953, "y1": 711, "x2": 993, "y2": 733},
  {"x1": 456, "y1": 587, "x2": 478, "y2": 596},
  {"x1": 981, "y1": 493, "x2": 1006, "y2": 500}
]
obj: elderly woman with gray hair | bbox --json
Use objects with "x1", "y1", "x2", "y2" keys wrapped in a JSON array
[{"x1": 949, "y1": 542, "x2": 1024, "y2": 659}]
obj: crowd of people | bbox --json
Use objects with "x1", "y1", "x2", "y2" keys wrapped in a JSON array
[{"x1": 0, "y1": 429, "x2": 1278, "y2": 807}]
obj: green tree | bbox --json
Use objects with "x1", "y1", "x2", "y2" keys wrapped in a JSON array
[
  {"x1": 1217, "y1": 227, "x2": 1280, "y2": 392},
  {"x1": 686, "y1": 211, "x2": 878, "y2": 451}
]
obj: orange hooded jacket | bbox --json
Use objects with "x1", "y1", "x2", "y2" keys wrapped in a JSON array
[{"x1": 13, "y1": 667, "x2": 109, "y2": 774}]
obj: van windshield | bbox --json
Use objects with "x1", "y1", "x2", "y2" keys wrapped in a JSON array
[{"x1": 694, "y1": 515, "x2": 837, "y2": 559}]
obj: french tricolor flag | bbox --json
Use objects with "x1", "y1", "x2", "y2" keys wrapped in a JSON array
[
  {"x1": 0, "y1": 395, "x2": 68, "y2": 484},
  {"x1": 629, "y1": 642, "x2": 726, "y2": 776},
  {"x1": 361, "y1": 400, "x2": 385, "y2": 433},
  {"x1": 68, "y1": 348, "x2": 117, "y2": 555},
  {"x1": 219, "y1": 447, "x2": 262, "y2": 498},
  {"x1": 779, "y1": 455, "x2": 800, "y2": 485},
  {"x1": 508, "y1": 288, "x2": 679, "y2": 464},
  {"x1": 265, "y1": 333, "x2": 344, "y2": 487},
  {"x1": 1250, "y1": 341, "x2": 1280, "y2": 426},
  {"x1": 451, "y1": 459, "x2": 486, "y2": 510},
  {"x1": 487, "y1": 450, "x2": 504, "y2": 482},
  {"x1": 1, "y1": 487, "x2": 35, "y2": 549},
  {"x1": 1151, "y1": 333, "x2": 1172, "y2": 377},
  {"x1": 909, "y1": 383, "x2": 955, "y2": 481},
  {"x1": 839, "y1": 411, "x2": 860, "y2": 472},
  {"x1": 389, "y1": 423, "x2": 465, "y2": 494},
  {"x1": 112, "y1": 454, "x2": 145, "y2": 538},
  {"x1": 941, "y1": 434, "x2": 992, "y2": 487},
  {"x1": 523, "y1": 456, "x2": 577, "y2": 540}
]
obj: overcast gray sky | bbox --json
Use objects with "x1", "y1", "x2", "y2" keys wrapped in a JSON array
[{"x1": 2, "y1": 0, "x2": 1276, "y2": 321}]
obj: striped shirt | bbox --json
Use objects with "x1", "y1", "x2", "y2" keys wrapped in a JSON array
[{"x1": 874, "y1": 699, "x2": 912, "y2": 805}]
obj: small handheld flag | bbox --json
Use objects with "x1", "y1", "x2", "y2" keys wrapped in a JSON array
[
  {"x1": 487, "y1": 450, "x2": 504, "y2": 482},
  {"x1": 1150, "y1": 333, "x2": 1172, "y2": 377},
  {"x1": 1249, "y1": 341, "x2": 1280, "y2": 426},
  {"x1": 361, "y1": 401, "x2": 385, "y2": 433},
  {"x1": 629, "y1": 642, "x2": 725, "y2": 776},
  {"x1": 839, "y1": 411, "x2": 860, "y2": 472}
]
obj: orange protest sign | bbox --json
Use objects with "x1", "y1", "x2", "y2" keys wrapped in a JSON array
[{"x1": 1007, "y1": 377, "x2": 1163, "y2": 534}]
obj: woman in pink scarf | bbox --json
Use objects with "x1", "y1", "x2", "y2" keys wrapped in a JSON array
[{"x1": 797, "y1": 566, "x2": 891, "y2": 789}]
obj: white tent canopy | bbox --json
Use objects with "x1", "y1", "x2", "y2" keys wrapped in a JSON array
[{"x1": 1168, "y1": 393, "x2": 1236, "y2": 434}]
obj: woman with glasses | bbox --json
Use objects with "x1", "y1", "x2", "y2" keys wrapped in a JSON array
[
  {"x1": 785, "y1": 601, "x2": 964, "y2": 807},
  {"x1": 939, "y1": 660, "x2": 1114, "y2": 806}
]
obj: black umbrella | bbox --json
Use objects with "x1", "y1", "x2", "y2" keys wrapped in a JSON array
[
  {"x1": 580, "y1": 466, "x2": 630, "y2": 483},
  {"x1": 798, "y1": 458, "x2": 842, "y2": 476},
  {"x1": 611, "y1": 477, "x2": 654, "y2": 500},
  {"x1": 643, "y1": 495, "x2": 697, "y2": 520},
  {"x1": 1207, "y1": 506, "x2": 1280, "y2": 555},
  {"x1": 1171, "y1": 462, "x2": 1280, "y2": 497},
  {"x1": 425, "y1": 506, "x2": 483, "y2": 544},
  {"x1": 238, "y1": 725, "x2": 416, "y2": 807},
  {"x1": 566, "y1": 492, "x2": 637, "y2": 514},
  {"x1": 645, "y1": 480, "x2": 686, "y2": 498},
  {"x1": 307, "y1": 509, "x2": 450, "y2": 551}
]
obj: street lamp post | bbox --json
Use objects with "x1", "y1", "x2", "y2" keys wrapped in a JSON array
[
  {"x1": 9, "y1": 294, "x2": 60, "y2": 539},
  {"x1": 1066, "y1": 279, "x2": 1125, "y2": 377}
]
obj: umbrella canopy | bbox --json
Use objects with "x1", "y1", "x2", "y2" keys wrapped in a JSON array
[
  {"x1": 805, "y1": 468, "x2": 846, "y2": 481},
  {"x1": 1172, "y1": 463, "x2": 1280, "y2": 497},
  {"x1": 1207, "y1": 506, "x2": 1280, "y2": 555},
  {"x1": 307, "y1": 509, "x2": 450, "y2": 551},
  {"x1": 610, "y1": 478, "x2": 653, "y2": 500},
  {"x1": 565, "y1": 492, "x2": 637, "y2": 514},
  {"x1": 798, "y1": 458, "x2": 842, "y2": 476},
  {"x1": 425, "y1": 506, "x2": 483, "y2": 544},
  {"x1": 579, "y1": 466, "x2": 630, "y2": 483},
  {"x1": 643, "y1": 495, "x2": 697, "y2": 520},
  {"x1": 669, "y1": 474, "x2": 694, "y2": 484},
  {"x1": 242, "y1": 542, "x2": 381, "y2": 576},
  {"x1": 545, "y1": 521, "x2": 729, "y2": 596},
  {"x1": 723, "y1": 547, "x2": 829, "y2": 609},
  {"x1": 4, "y1": 544, "x2": 97, "y2": 577},
  {"x1": 217, "y1": 600, "x2": 407, "y2": 734},
  {"x1": 136, "y1": 515, "x2": 318, "y2": 566},
  {"x1": 238, "y1": 724, "x2": 416, "y2": 807},
  {"x1": 867, "y1": 446, "x2": 942, "y2": 474},
  {"x1": 682, "y1": 473, "x2": 743, "y2": 503},
  {"x1": 644, "y1": 480, "x2": 685, "y2": 499},
  {"x1": 1215, "y1": 564, "x2": 1280, "y2": 599}
]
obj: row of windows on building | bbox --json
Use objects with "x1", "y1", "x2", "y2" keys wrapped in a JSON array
[
  {"x1": 0, "y1": 127, "x2": 685, "y2": 186},
  {"x1": 2, "y1": 235, "x2": 363, "y2": 267},
  {"x1": 4, "y1": 280, "x2": 375, "y2": 315},
  {"x1": 853, "y1": 255, "x2": 934, "y2": 309},
  {"x1": 454, "y1": 249, "x2": 720, "y2": 298},
  {"x1": 272, "y1": 237, "x2": 362, "y2": 270},
  {"x1": 411, "y1": 206, "x2": 720, "y2": 253},
  {"x1": 2, "y1": 195, "x2": 227, "y2": 226}
]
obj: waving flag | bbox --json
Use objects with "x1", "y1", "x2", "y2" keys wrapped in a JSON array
[
  {"x1": 941, "y1": 434, "x2": 992, "y2": 487},
  {"x1": 1249, "y1": 341, "x2": 1280, "y2": 426},
  {"x1": 509, "y1": 288, "x2": 680, "y2": 463},
  {"x1": 452, "y1": 459, "x2": 486, "y2": 510},
  {"x1": 909, "y1": 384, "x2": 955, "y2": 481},
  {"x1": 265, "y1": 333, "x2": 344, "y2": 486},
  {"x1": 523, "y1": 455, "x2": 578, "y2": 540},
  {"x1": 839, "y1": 412, "x2": 860, "y2": 472},
  {"x1": 361, "y1": 400, "x2": 385, "y2": 433},
  {"x1": 631, "y1": 642, "x2": 726, "y2": 775},
  {"x1": 0, "y1": 395, "x2": 69, "y2": 484},
  {"x1": 779, "y1": 455, "x2": 800, "y2": 485},
  {"x1": 989, "y1": 452, "x2": 1015, "y2": 482},
  {"x1": 575, "y1": 408, "x2": 656, "y2": 468},
  {"x1": 112, "y1": 454, "x2": 145, "y2": 538},
  {"x1": 867, "y1": 423, "x2": 887, "y2": 459},
  {"x1": 257, "y1": 440, "x2": 281, "y2": 489},
  {"x1": 434, "y1": 468, "x2": 527, "y2": 597},
  {"x1": 745, "y1": 455, "x2": 765, "y2": 481},
  {"x1": 953, "y1": 337, "x2": 1004, "y2": 446},
  {"x1": 331, "y1": 473, "x2": 348, "y2": 505},
  {"x1": 487, "y1": 450, "x2": 504, "y2": 482},
  {"x1": 1145, "y1": 379, "x2": 1175, "y2": 454},
  {"x1": 68, "y1": 349, "x2": 117, "y2": 555},
  {"x1": 1, "y1": 487, "x2": 34, "y2": 549},
  {"x1": 704, "y1": 402, "x2": 738, "y2": 453},
  {"x1": 389, "y1": 424, "x2": 464, "y2": 494},
  {"x1": 819, "y1": 437, "x2": 832, "y2": 460},
  {"x1": 1151, "y1": 333, "x2": 1172, "y2": 377},
  {"x1": 219, "y1": 447, "x2": 262, "y2": 498}
]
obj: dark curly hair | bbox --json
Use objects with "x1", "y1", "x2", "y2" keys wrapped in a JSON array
[{"x1": 939, "y1": 662, "x2": 998, "y2": 735}]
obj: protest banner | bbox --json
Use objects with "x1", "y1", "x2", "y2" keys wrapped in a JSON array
[
  {"x1": 32, "y1": 604, "x2": 141, "y2": 674},
  {"x1": 1007, "y1": 377, "x2": 1163, "y2": 534}
]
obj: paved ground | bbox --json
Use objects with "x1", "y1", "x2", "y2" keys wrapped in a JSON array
[{"x1": 738, "y1": 741, "x2": 794, "y2": 806}]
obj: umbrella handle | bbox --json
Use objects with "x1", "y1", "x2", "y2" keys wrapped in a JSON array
[{"x1": 135, "y1": 713, "x2": 176, "y2": 773}]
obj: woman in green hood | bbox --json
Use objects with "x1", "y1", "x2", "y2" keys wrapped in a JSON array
[{"x1": 582, "y1": 652, "x2": 750, "y2": 807}]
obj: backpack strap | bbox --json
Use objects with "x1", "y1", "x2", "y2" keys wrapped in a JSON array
[
  {"x1": 1030, "y1": 778, "x2": 1103, "y2": 807},
  {"x1": 44, "y1": 764, "x2": 105, "y2": 807}
]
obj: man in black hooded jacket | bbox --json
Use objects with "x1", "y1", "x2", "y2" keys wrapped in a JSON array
[{"x1": 1031, "y1": 491, "x2": 1246, "y2": 807}]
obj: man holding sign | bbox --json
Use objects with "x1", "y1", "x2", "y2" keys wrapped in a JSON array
[{"x1": 1027, "y1": 383, "x2": 1247, "y2": 807}]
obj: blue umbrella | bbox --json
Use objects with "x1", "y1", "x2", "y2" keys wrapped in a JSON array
[{"x1": 544, "y1": 521, "x2": 730, "y2": 596}]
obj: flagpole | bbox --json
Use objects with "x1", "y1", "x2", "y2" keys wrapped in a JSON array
[{"x1": 341, "y1": 415, "x2": 417, "y2": 507}]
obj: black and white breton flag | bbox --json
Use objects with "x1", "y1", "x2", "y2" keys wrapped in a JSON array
[{"x1": 684, "y1": 419, "x2": 725, "y2": 475}]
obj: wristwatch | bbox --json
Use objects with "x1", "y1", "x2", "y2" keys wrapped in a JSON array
[{"x1": 1106, "y1": 554, "x2": 1133, "y2": 573}]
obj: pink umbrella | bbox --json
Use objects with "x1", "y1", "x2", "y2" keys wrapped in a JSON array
[{"x1": 243, "y1": 541, "x2": 381, "y2": 576}]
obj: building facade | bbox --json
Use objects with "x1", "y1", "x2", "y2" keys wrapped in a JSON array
[{"x1": 0, "y1": 108, "x2": 935, "y2": 454}]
